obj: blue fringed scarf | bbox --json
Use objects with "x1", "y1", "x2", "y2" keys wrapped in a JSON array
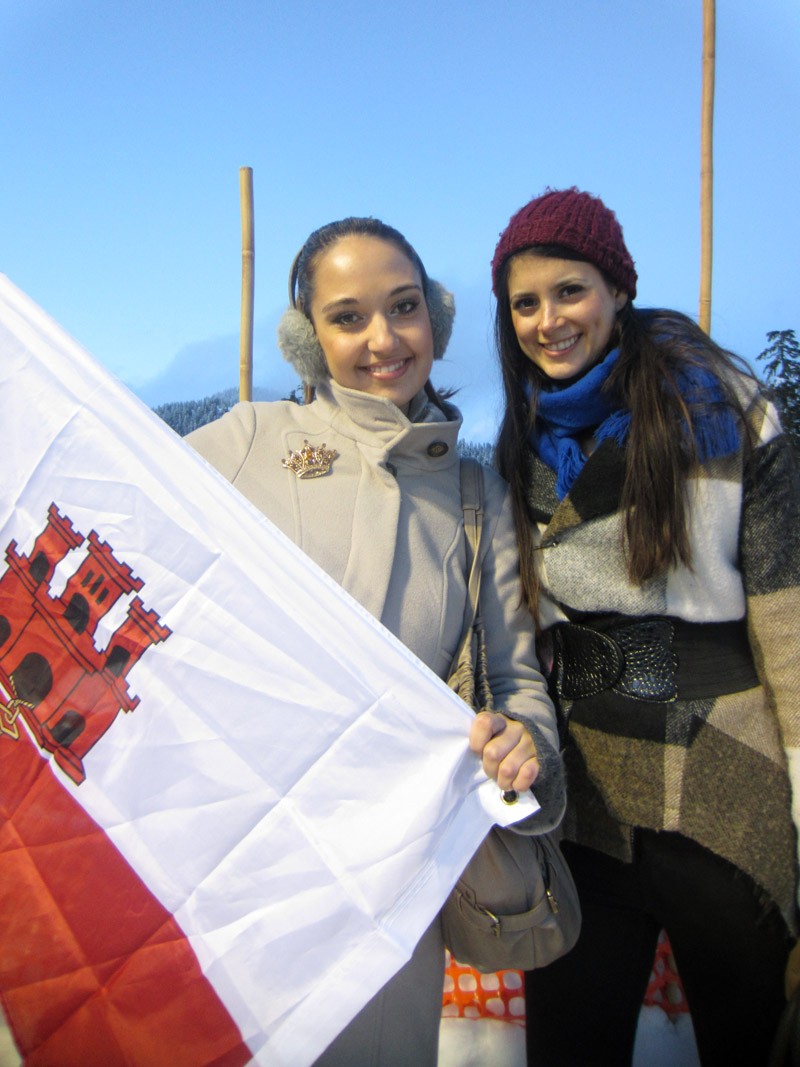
[{"x1": 529, "y1": 348, "x2": 740, "y2": 500}]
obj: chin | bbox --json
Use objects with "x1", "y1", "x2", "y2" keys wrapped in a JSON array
[{"x1": 382, "y1": 389, "x2": 417, "y2": 408}]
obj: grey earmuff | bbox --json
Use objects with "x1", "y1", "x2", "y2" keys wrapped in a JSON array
[
  {"x1": 277, "y1": 279, "x2": 456, "y2": 386},
  {"x1": 277, "y1": 308, "x2": 328, "y2": 386},
  {"x1": 427, "y1": 280, "x2": 456, "y2": 363}
]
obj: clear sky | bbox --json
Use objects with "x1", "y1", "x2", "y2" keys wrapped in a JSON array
[{"x1": 3, "y1": 0, "x2": 799, "y2": 440}]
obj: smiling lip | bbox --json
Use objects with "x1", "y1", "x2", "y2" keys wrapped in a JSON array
[
  {"x1": 361, "y1": 358, "x2": 411, "y2": 379},
  {"x1": 540, "y1": 334, "x2": 580, "y2": 356}
]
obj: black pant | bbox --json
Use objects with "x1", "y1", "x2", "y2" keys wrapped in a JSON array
[{"x1": 525, "y1": 831, "x2": 794, "y2": 1066}]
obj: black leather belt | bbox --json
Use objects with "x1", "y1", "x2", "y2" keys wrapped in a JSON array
[{"x1": 540, "y1": 615, "x2": 759, "y2": 704}]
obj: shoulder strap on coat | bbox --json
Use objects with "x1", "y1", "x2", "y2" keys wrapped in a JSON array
[
  {"x1": 459, "y1": 457, "x2": 484, "y2": 591},
  {"x1": 447, "y1": 458, "x2": 494, "y2": 712}
]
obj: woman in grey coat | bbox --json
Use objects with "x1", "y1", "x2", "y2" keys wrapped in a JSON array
[{"x1": 188, "y1": 216, "x2": 564, "y2": 1067}]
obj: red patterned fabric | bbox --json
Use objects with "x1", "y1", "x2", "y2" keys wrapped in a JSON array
[
  {"x1": 643, "y1": 930, "x2": 690, "y2": 1017},
  {"x1": 443, "y1": 931, "x2": 689, "y2": 1024},
  {"x1": 442, "y1": 952, "x2": 525, "y2": 1025}
]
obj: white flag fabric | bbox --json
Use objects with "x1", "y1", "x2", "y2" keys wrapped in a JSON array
[{"x1": 0, "y1": 274, "x2": 537, "y2": 1067}]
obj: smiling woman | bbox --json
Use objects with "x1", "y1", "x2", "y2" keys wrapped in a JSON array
[
  {"x1": 309, "y1": 235, "x2": 434, "y2": 410},
  {"x1": 186, "y1": 215, "x2": 565, "y2": 1067},
  {"x1": 507, "y1": 255, "x2": 627, "y2": 384},
  {"x1": 490, "y1": 187, "x2": 800, "y2": 1067}
]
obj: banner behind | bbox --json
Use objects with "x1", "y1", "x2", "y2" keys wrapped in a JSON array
[{"x1": 0, "y1": 275, "x2": 536, "y2": 1066}]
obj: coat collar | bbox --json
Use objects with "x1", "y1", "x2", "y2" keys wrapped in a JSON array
[
  {"x1": 532, "y1": 437, "x2": 627, "y2": 541},
  {"x1": 312, "y1": 381, "x2": 462, "y2": 466}
]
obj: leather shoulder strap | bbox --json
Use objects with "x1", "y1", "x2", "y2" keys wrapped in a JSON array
[{"x1": 459, "y1": 457, "x2": 484, "y2": 594}]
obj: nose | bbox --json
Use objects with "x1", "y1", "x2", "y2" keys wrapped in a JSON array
[
  {"x1": 367, "y1": 314, "x2": 399, "y2": 355},
  {"x1": 539, "y1": 300, "x2": 562, "y2": 333}
]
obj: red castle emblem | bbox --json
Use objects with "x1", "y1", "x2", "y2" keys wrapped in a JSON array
[{"x1": 0, "y1": 503, "x2": 171, "y2": 784}]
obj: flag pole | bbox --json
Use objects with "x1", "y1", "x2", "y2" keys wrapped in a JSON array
[
  {"x1": 239, "y1": 167, "x2": 254, "y2": 402},
  {"x1": 699, "y1": 0, "x2": 715, "y2": 334}
]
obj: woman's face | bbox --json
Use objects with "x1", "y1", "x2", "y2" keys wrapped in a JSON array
[
  {"x1": 309, "y1": 235, "x2": 434, "y2": 411},
  {"x1": 506, "y1": 253, "x2": 627, "y2": 382}
]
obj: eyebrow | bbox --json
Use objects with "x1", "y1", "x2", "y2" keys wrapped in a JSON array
[
  {"x1": 509, "y1": 276, "x2": 584, "y2": 301},
  {"x1": 320, "y1": 283, "x2": 422, "y2": 315}
]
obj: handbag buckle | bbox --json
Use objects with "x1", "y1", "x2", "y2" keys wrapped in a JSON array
[{"x1": 477, "y1": 904, "x2": 502, "y2": 937}]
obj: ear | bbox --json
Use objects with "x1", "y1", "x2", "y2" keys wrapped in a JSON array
[
  {"x1": 426, "y1": 280, "x2": 456, "y2": 360},
  {"x1": 276, "y1": 307, "x2": 330, "y2": 386},
  {"x1": 614, "y1": 289, "x2": 628, "y2": 312}
]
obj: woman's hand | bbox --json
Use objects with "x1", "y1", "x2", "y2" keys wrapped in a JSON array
[{"x1": 469, "y1": 711, "x2": 540, "y2": 793}]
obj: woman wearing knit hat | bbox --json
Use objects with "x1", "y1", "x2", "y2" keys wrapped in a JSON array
[{"x1": 491, "y1": 188, "x2": 800, "y2": 1065}]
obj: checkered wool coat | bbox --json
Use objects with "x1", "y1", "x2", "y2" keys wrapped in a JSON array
[{"x1": 529, "y1": 377, "x2": 800, "y2": 929}]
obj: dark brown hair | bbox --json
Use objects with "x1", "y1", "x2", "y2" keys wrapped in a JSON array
[
  {"x1": 493, "y1": 246, "x2": 754, "y2": 628},
  {"x1": 291, "y1": 216, "x2": 432, "y2": 313}
]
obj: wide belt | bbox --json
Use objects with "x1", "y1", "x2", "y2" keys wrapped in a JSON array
[{"x1": 542, "y1": 615, "x2": 759, "y2": 704}]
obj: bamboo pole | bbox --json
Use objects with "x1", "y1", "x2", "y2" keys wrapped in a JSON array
[
  {"x1": 699, "y1": 0, "x2": 715, "y2": 334},
  {"x1": 239, "y1": 167, "x2": 254, "y2": 401}
]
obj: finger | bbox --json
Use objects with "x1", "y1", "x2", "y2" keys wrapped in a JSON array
[
  {"x1": 468, "y1": 710, "x2": 506, "y2": 755},
  {"x1": 481, "y1": 718, "x2": 534, "y2": 765},
  {"x1": 479, "y1": 718, "x2": 539, "y2": 789},
  {"x1": 499, "y1": 754, "x2": 540, "y2": 793},
  {"x1": 491, "y1": 727, "x2": 539, "y2": 790}
]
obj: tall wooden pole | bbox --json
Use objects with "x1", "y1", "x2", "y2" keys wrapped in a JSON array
[
  {"x1": 699, "y1": 0, "x2": 715, "y2": 334},
  {"x1": 239, "y1": 167, "x2": 254, "y2": 402}
]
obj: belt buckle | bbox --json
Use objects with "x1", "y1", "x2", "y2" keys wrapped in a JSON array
[{"x1": 550, "y1": 618, "x2": 677, "y2": 703}]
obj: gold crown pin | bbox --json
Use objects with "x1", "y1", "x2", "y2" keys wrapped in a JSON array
[{"x1": 281, "y1": 440, "x2": 338, "y2": 479}]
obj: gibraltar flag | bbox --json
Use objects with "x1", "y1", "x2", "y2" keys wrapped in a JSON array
[{"x1": 0, "y1": 275, "x2": 537, "y2": 1067}]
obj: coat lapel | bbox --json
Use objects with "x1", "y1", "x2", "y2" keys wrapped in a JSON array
[{"x1": 533, "y1": 438, "x2": 627, "y2": 542}]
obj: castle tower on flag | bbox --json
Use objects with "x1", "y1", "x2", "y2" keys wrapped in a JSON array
[{"x1": 0, "y1": 503, "x2": 170, "y2": 783}]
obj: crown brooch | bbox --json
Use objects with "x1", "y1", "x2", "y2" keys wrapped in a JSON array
[{"x1": 281, "y1": 440, "x2": 338, "y2": 479}]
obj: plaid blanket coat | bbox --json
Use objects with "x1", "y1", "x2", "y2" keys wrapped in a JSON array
[{"x1": 528, "y1": 379, "x2": 800, "y2": 929}]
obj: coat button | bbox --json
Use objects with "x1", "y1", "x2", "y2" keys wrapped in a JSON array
[{"x1": 427, "y1": 441, "x2": 449, "y2": 458}]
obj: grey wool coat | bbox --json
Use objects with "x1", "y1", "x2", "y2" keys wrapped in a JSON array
[
  {"x1": 188, "y1": 380, "x2": 564, "y2": 1067},
  {"x1": 188, "y1": 380, "x2": 563, "y2": 820}
]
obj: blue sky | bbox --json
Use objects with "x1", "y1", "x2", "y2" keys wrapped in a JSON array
[{"x1": 3, "y1": 0, "x2": 799, "y2": 440}]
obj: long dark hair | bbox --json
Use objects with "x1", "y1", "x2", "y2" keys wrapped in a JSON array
[{"x1": 493, "y1": 246, "x2": 754, "y2": 627}]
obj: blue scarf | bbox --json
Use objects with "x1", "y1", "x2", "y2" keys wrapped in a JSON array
[{"x1": 529, "y1": 348, "x2": 740, "y2": 500}]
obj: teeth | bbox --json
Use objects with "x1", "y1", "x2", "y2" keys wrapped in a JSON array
[
  {"x1": 367, "y1": 360, "x2": 406, "y2": 374},
  {"x1": 544, "y1": 336, "x2": 578, "y2": 352}
]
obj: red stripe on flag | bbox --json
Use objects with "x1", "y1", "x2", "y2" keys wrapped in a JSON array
[{"x1": 0, "y1": 730, "x2": 253, "y2": 1067}]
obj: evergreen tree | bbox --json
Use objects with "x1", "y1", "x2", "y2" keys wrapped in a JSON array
[
  {"x1": 760, "y1": 330, "x2": 800, "y2": 449},
  {"x1": 154, "y1": 388, "x2": 498, "y2": 463},
  {"x1": 153, "y1": 387, "x2": 239, "y2": 436},
  {"x1": 457, "y1": 440, "x2": 496, "y2": 468},
  {"x1": 282, "y1": 386, "x2": 305, "y2": 404}
]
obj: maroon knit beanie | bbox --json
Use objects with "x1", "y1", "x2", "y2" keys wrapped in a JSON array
[{"x1": 491, "y1": 188, "x2": 637, "y2": 300}]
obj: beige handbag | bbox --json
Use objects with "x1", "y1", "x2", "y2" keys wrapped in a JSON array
[{"x1": 441, "y1": 459, "x2": 581, "y2": 974}]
